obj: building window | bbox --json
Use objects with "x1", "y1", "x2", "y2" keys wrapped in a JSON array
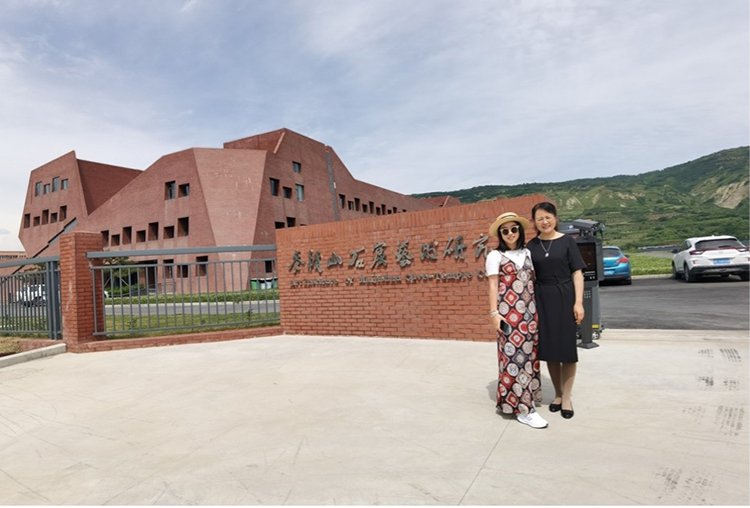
[
  {"x1": 165, "y1": 181, "x2": 176, "y2": 200},
  {"x1": 23, "y1": 214, "x2": 30, "y2": 228},
  {"x1": 295, "y1": 184, "x2": 304, "y2": 201},
  {"x1": 196, "y1": 256, "x2": 208, "y2": 276},
  {"x1": 369, "y1": 201, "x2": 375, "y2": 214},
  {"x1": 50, "y1": 212, "x2": 58, "y2": 223},
  {"x1": 348, "y1": 200, "x2": 354, "y2": 210},
  {"x1": 178, "y1": 265, "x2": 189, "y2": 278},
  {"x1": 270, "y1": 178, "x2": 280, "y2": 196},
  {"x1": 41, "y1": 210, "x2": 49, "y2": 224},
  {"x1": 136, "y1": 230, "x2": 146, "y2": 243},
  {"x1": 286, "y1": 217, "x2": 296, "y2": 227},
  {"x1": 61, "y1": 178, "x2": 68, "y2": 190},
  {"x1": 33, "y1": 216, "x2": 40, "y2": 226},
  {"x1": 177, "y1": 217, "x2": 189, "y2": 237},
  {"x1": 52, "y1": 177, "x2": 60, "y2": 192},
  {"x1": 164, "y1": 259, "x2": 174, "y2": 278},
  {"x1": 283, "y1": 186, "x2": 292, "y2": 199},
  {"x1": 292, "y1": 161, "x2": 302, "y2": 173},
  {"x1": 148, "y1": 222, "x2": 159, "y2": 241},
  {"x1": 59, "y1": 206, "x2": 67, "y2": 220},
  {"x1": 43, "y1": 184, "x2": 50, "y2": 194},
  {"x1": 274, "y1": 221, "x2": 285, "y2": 229},
  {"x1": 339, "y1": 194, "x2": 346, "y2": 208},
  {"x1": 265, "y1": 260, "x2": 275, "y2": 273},
  {"x1": 122, "y1": 226, "x2": 132, "y2": 245},
  {"x1": 164, "y1": 225, "x2": 175, "y2": 239},
  {"x1": 34, "y1": 182, "x2": 42, "y2": 196},
  {"x1": 354, "y1": 198, "x2": 361, "y2": 211},
  {"x1": 178, "y1": 183, "x2": 190, "y2": 197},
  {"x1": 362, "y1": 204, "x2": 368, "y2": 213},
  {"x1": 101, "y1": 230, "x2": 109, "y2": 245},
  {"x1": 111, "y1": 234, "x2": 121, "y2": 246}
]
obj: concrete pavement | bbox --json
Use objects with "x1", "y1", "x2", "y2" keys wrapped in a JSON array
[{"x1": 0, "y1": 329, "x2": 747, "y2": 505}]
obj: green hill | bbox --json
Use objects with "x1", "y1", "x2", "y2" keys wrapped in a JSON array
[{"x1": 414, "y1": 147, "x2": 749, "y2": 250}]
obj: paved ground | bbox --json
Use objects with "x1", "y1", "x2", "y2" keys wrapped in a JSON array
[{"x1": 0, "y1": 330, "x2": 747, "y2": 505}]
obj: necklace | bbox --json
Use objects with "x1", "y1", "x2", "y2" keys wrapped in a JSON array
[{"x1": 539, "y1": 238, "x2": 553, "y2": 258}]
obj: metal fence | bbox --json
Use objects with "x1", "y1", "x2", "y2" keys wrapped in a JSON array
[
  {"x1": 89, "y1": 245, "x2": 279, "y2": 337},
  {"x1": 0, "y1": 256, "x2": 62, "y2": 339}
]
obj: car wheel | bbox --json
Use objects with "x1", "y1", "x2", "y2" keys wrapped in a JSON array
[
  {"x1": 671, "y1": 263, "x2": 681, "y2": 280},
  {"x1": 623, "y1": 278, "x2": 632, "y2": 285},
  {"x1": 684, "y1": 264, "x2": 697, "y2": 283}
]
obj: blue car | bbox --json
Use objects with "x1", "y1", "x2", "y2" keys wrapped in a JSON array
[{"x1": 601, "y1": 245, "x2": 632, "y2": 285}]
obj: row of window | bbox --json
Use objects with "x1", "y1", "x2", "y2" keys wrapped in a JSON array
[
  {"x1": 165, "y1": 181, "x2": 190, "y2": 200},
  {"x1": 163, "y1": 257, "x2": 209, "y2": 278},
  {"x1": 338, "y1": 194, "x2": 405, "y2": 215},
  {"x1": 274, "y1": 217, "x2": 302, "y2": 229},
  {"x1": 23, "y1": 206, "x2": 68, "y2": 228},
  {"x1": 34, "y1": 177, "x2": 69, "y2": 197},
  {"x1": 270, "y1": 179, "x2": 304, "y2": 201},
  {"x1": 268, "y1": 177, "x2": 404, "y2": 217},
  {"x1": 156, "y1": 257, "x2": 274, "y2": 278},
  {"x1": 101, "y1": 218, "x2": 190, "y2": 247}
]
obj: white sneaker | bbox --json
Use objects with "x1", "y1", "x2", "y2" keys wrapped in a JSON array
[{"x1": 517, "y1": 411, "x2": 549, "y2": 429}]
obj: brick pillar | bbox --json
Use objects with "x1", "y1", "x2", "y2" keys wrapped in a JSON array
[{"x1": 59, "y1": 232, "x2": 104, "y2": 352}]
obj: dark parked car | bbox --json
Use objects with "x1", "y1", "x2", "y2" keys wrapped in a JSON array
[{"x1": 601, "y1": 246, "x2": 632, "y2": 285}]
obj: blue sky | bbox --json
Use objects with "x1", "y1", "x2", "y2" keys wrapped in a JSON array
[{"x1": 0, "y1": 0, "x2": 747, "y2": 251}]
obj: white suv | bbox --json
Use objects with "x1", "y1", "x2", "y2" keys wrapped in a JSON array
[{"x1": 672, "y1": 235, "x2": 750, "y2": 282}]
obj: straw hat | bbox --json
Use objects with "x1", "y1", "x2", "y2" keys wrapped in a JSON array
[{"x1": 488, "y1": 212, "x2": 531, "y2": 238}]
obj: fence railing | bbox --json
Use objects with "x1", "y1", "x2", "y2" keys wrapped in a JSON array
[
  {"x1": 88, "y1": 245, "x2": 279, "y2": 337},
  {"x1": 0, "y1": 256, "x2": 62, "y2": 339}
]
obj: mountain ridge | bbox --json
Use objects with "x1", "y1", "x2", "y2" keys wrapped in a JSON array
[{"x1": 413, "y1": 147, "x2": 749, "y2": 249}]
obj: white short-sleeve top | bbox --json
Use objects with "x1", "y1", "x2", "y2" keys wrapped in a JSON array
[{"x1": 485, "y1": 248, "x2": 531, "y2": 275}]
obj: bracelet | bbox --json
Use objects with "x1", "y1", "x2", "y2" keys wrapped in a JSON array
[{"x1": 489, "y1": 310, "x2": 500, "y2": 317}]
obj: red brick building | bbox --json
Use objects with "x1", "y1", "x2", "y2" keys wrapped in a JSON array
[{"x1": 19, "y1": 128, "x2": 460, "y2": 264}]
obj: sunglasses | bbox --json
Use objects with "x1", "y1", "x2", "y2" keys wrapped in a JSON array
[{"x1": 500, "y1": 226, "x2": 520, "y2": 236}]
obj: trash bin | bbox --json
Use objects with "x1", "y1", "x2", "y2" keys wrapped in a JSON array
[{"x1": 250, "y1": 278, "x2": 278, "y2": 290}]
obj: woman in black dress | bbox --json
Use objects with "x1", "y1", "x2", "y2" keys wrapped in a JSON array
[{"x1": 527, "y1": 202, "x2": 586, "y2": 419}]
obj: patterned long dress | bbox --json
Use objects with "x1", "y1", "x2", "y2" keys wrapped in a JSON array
[{"x1": 489, "y1": 250, "x2": 542, "y2": 415}]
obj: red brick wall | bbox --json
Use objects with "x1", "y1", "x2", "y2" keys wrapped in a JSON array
[
  {"x1": 59, "y1": 232, "x2": 104, "y2": 350},
  {"x1": 276, "y1": 194, "x2": 548, "y2": 341}
]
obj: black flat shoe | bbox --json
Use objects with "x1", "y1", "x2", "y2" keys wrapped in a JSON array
[
  {"x1": 561, "y1": 404, "x2": 574, "y2": 419},
  {"x1": 549, "y1": 402, "x2": 562, "y2": 412}
]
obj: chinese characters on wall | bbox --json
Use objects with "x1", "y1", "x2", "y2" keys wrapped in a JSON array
[{"x1": 288, "y1": 233, "x2": 492, "y2": 288}]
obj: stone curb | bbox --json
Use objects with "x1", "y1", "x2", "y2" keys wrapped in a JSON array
[{"x1": 0, "y1": 343, "x2": 67, "y2": 369}]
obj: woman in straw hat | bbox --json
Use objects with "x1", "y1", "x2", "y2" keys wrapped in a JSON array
[{"x1": 485, "y1": 212, "x2": 548, "y2": 429}]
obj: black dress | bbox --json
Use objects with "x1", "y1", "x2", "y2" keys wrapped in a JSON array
[{"x1": 528, "y1": 234, "x2": 586, "y2": 363}]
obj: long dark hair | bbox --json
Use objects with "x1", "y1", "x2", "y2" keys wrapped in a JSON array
[{"x1": 497, "y1": 222, "x2": 526, "y2": 252}]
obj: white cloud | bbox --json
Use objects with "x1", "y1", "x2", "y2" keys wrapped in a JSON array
[{"x1": 0, "y1": 0, "x2": 746, "y2": 250}]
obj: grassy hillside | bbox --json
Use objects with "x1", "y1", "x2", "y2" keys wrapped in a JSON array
[{"x1": 414, "y1": 147, "x2": 749, "y2": 250}]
